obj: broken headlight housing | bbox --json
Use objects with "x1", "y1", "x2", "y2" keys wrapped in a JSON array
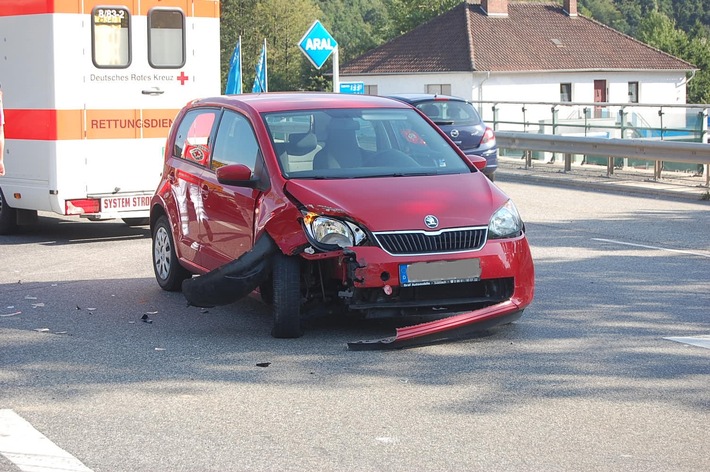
[{"x1": 302, "y1": 212, "x2": 367, "y2": 249}]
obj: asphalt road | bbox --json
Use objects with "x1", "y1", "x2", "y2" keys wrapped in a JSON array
[{"x1": 1, "y1": 181, "x2": 708, "y2": 472}]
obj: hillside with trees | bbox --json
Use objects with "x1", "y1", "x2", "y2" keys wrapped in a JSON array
[{"x1": 220, "y1": 0, "x2": 710, "y2": 102}]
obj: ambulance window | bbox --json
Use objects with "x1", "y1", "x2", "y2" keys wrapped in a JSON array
[
  {"x1": 148, "y1": 9, "x2": 186, "y2": 68},
  {"x1": 92, "y1": 7, "x2": 131, "y2": 68},
  {"x1": 212, "y1": 111, "x2": 259, "y2": 171},
  {"x1": 173, "y1": 109, "x2": 218, "y2": 167}
]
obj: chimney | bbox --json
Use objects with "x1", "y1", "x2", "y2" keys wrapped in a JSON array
[
  {"x1": 481, "y1": 0, "x2": 508, "y2": 17},
  {"x1": 563, "y1": 0, "x2": 578, "y2": 17}
]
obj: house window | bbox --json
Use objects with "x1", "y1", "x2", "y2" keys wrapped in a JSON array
[
  {"x1": 560, "y1": 83, "x2": 572, "y2": 102},
  {"x1": 628, "y1": 82, "x2": 639, "y2": 103},
  {"x1": 426, "y1": 84, "x2": 451, "y2": 95},
  {"x1": 365, "y1": 84, "x2": 378, "y2": 95}
]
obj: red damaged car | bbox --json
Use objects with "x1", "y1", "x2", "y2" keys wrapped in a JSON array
[{"x1": 150, "y1": 93, "x2": 534, "y2": 349}]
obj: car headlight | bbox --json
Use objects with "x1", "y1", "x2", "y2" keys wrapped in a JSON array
[
  {"x1": 302, "y1": 212, "x2": 367, "y2": 248},
  {"x1": 488, "y1": 200, "x2": 523, "y2": 239}
]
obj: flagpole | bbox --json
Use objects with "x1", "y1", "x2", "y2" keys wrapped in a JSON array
[
  {"x1": 263, "y1": 38, "x2": 268, "y2": 93},
  {"x1": 238, "y1": 35, "x2": 242, "y2": 94}
]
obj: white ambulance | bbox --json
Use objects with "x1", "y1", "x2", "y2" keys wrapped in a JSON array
[{"x1": 0, "y1": 0, "x2": 220, "y2": 234}]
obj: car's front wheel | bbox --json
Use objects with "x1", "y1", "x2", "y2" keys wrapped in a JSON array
[
  {"x1": 271, "y1": 253, "x2": 303, "y2": 338},
  {"x1": 152, "y1": 215, "x2": 191, "y2": 291}
]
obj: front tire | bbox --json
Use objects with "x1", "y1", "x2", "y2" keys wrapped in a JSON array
[
  {"x1": 271, "y1": 253, "x2": 303, "y2": 338},
  {"x1": 152, "y1": 215, "x2": 191, "y2": 291},
  {"x1": 0, "y1": 187, "x2": 18, "y2": 235}
]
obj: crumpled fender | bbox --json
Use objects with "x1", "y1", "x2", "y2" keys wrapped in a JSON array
[
  {"x1": 347, "y1": 300, "x2": 524, "y2": 350},
  {"x1": 182, "y1": 233, "x2": 278, "y2": 308}
]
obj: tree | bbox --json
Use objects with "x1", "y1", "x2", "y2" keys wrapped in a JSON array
[
  {"x1": 221, "y1": 0, "x2": 323, "y2": 92},
  {"x1": 385, "y1": 0, "x2": 460, "y2": 36}
]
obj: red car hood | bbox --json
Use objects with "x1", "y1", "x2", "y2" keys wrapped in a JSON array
[{"x1": 284, "y1": 172, "x2": 506, "y2": 231}]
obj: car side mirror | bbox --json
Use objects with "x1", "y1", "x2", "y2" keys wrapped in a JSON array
[
  {"x1": 463, "y1": 154, "x2": 487, "y2": 171},
  {"x1": 216, "y1": 164, "x2": 261, "y2": 188}
]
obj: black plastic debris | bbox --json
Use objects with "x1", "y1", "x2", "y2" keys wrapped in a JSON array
[
  {"x1": 256, "y1": 362, "x2": 271, "y2": 368},
  {"x1": 141, "y1": 314, "x2": 153, "y2": 324}
]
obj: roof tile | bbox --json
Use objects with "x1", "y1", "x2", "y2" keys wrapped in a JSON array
[{"x1": 341, "y1": 1, "x2": 694, "y2": 74}]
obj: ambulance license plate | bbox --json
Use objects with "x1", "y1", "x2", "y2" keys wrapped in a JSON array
[
  {"x1": 101, "y1": 195, "x2": 152, "y2": 212},
  {"x1": 399, "y1": 259, "x2": 481, "y2": 287}
]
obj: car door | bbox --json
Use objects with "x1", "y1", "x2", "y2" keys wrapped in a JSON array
[
  {"x1": 198, "y1": 109, "x2": 261, "y2": 270},
  {"x1": 168, "y1": 108, "x2": 219, "y2": 266}
]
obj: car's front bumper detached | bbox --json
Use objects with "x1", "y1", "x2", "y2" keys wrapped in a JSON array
[{"x1": 347, "y1": 299, "x2": 524, "y2": 350}]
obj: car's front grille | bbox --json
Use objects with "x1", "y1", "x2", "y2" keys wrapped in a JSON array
[{"x1": 373, "y1": 227, "x2": 487, "y2": 255}]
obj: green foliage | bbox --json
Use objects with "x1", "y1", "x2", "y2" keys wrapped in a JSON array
[{"x1": 221, "y1": 0, "x2": 322, "y2": 92}]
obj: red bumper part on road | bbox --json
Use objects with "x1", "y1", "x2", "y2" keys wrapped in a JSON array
[{"x1": 347, "y1": 299, "x2": 525, "y2": 350}]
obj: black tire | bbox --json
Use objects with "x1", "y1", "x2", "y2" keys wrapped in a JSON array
[
  {"x1": 123, "y1": 217, "x2": 150, "y2": 226},
  {"x1": 271, "y1": 253, "x2": 303, "y2": 338},
  {"x1": 0, "y1": 187, "x2": 18, "y2": 235},
  {"x1": 152, "y1": 215, "x2": 191, "y2": 291}
]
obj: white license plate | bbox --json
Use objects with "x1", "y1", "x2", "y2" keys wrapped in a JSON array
[
  {"x1": 100, "y1": 195, "x2": 152, "y2": 212},
  {"x1": 399, "y1": 259, "x2": 481, "y2": 287}
]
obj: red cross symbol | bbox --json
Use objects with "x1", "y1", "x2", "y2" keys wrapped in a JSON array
[{"x1": 177, "y1": 72, "x2": 189, "y2": 85}]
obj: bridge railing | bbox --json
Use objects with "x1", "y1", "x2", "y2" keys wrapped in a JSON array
[
  {"x1": 475, "y1": 100, "x2": 709, "y2": 186},
  {"x1": 495, "y1": 131, "x2": 710, "y2": 187}
]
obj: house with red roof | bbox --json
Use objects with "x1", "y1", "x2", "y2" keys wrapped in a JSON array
[{"x1": 340, "y1": 0, "x2": 695, "y2": 106}]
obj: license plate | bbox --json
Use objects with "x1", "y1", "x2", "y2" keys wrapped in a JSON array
[
  {"x1": 399, "y1": 259, "x2": 481, "y2": 287},
  {"x1": 100, "y1": 195, "x2": 152, "y2": 212}
]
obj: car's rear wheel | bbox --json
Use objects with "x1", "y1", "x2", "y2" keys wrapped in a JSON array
[
  {"x1": 271, "y1": 253, "x2": 303, "y2": 338},
  {"x1": 0, "y1": 187, "x2": 18, "y2": 235},
  {"x1": 152, "y1": 215, "x2": 191, "y2": 291}
]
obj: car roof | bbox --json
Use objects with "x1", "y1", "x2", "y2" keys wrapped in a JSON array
[
  {"x1": 188, "y1": 92, "x2": 413, "y2": 113},
  {"x1": 387, "y1": 93, "x2": 469, "y2": 104}
]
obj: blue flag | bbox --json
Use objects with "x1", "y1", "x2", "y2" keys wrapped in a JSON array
[
  {"x1": 252, "y1": 39, "x2": 267, "y2": 93},
  {"x1": 225, "y1": 37, "x2": 242, "y2": 94}
]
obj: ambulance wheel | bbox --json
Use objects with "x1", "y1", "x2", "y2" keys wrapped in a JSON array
[
  {"x1": 123, "y1": 217, "x2": 150, "y2": 227},
  {"x1": 0, "y1": 187, "x2": 18, "y2": 235},
  {"x1": 152, "y1": 215, "x2": 191, "y2": 291},
  {"x1": 271, "y1": 253, "x2": 303, "y2": 339}
]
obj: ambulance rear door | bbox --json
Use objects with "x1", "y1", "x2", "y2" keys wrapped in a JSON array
[{"x1": 81, "y1": 1, "x2": 220, "y2": 218}]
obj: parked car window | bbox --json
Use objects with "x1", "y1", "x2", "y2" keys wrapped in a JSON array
[
  {"x1": 415, "y1": 101, "x2": 482, "y2": 126},
  {"x1": 173, "y1": 109, "x2": 218, "y2": 166},
  {"x1": 211, "y1": 110, "x2": 260, "y2": 171}
]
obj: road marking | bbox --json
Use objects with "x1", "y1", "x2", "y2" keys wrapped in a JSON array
[
  {"x1": 664, "y1": 336, "x2": 710, "y2": 350},
  {"x1": 592, "y1": 238, "x2": 710, "y2": 258},
  {"x1": 0, "y1": 409, "x2": 94, "y2": 472}
]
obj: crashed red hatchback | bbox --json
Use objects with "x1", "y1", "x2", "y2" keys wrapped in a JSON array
[{"x1": 150, "y1": 93, "x2": 534, "y2": 349}]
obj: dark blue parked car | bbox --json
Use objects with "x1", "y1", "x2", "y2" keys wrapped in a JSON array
[{"x1": 388, "y1": 94, "x2": 498, "y2": 180}]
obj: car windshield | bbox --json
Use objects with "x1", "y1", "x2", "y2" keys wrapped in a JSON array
[
  {"x1": 262, "y1": 108, "x2": 471, "y2": 179},
  {"x1": 415, "y1": 100, "x2": 483, "y2": 126}
]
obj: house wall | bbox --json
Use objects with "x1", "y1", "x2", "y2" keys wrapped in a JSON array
[{"x1": 346, "y1": 71, "x2": 687, "y2": 106}]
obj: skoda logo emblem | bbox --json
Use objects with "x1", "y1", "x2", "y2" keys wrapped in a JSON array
[
  {"x1": 424, "y1": 215, "x2": 439, "y2": 229},
  {"x1": 450, "y1": 129, "x2": 460, "y2": 138}
]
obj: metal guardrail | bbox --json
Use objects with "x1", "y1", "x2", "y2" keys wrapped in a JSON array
[{"x1": 496, "y1": 131, "x2": 710, "y2": 187}]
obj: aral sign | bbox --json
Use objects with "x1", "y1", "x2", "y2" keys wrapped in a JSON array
[{"x1": 299, "y1": 20, "x2": 337, "y2": 69}]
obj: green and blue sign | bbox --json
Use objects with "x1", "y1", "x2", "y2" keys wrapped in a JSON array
[{"x1": 299, "y1": 20, "x2": 337, "y2": 69}]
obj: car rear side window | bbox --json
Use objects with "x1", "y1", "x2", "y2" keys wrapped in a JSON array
[
  {"x1": 417, "y1": 101, "x2": 481, "y2": 126},
  {"x1": 173, "y1": 109, "x2": 218, "y2": 166}
]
